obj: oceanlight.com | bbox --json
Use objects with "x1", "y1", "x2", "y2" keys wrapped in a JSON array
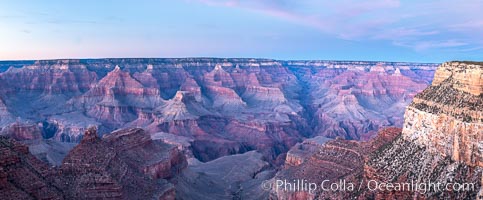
[{"x1": 261, "y1": 179, "x2": 476, "y2": 194}]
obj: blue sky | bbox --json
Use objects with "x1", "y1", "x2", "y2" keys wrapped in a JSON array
[{"x1": 0, "y1": 0, "x2": 482, "y2": 62}]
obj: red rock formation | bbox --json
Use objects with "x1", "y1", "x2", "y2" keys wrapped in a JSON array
[
  {"x1": 0, "y1": 60, "x2": 96, "y2": 95},
  {"x1": 402, "y1": 61, "x2": 482, "y2": 167},
  {"x1": 60, "y1": 127, "x2": 186, "y2": 199},
  {"x1": 80, "y1": 65, "x2": 164, "y2": 127},
  {"x1": 0, "y1": 136, "x2": 63, "y2": 200},
  {"x1": 271, "y1": 61, "x2": 482, "y2": 199},
  {"x1": 0, "y1": 126, "x2": 188, "y2": 200},
  {"x1": 0, "y1": 58, "x2": 436, "y2": 163},
  {"x1": 270, "y1": 128, "x2": 400, "y2": 199},
  {"x1": 272, "y1": 127, "x2": 481, "y2": 199}
]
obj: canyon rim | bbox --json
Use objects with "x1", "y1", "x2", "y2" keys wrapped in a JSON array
[{"x1": 1, "y1": 1, "x2": 483, "y2": 199}]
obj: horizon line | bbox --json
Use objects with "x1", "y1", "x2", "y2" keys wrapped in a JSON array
[{"x1": 0, "y1": 57, "x2": 443, "y2": 64}]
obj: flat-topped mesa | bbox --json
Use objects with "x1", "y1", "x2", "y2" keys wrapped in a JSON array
[{"x1": 402, "y1": 61, "x2": 483, "y2": 167}]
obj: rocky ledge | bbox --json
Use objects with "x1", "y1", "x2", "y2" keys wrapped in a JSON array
[
  {"x1": 402, "y1": 61, "x2": 482, "y2": 167},
  {"x1": 270, "y1": 61, "x2": 482, "y2": 199}
]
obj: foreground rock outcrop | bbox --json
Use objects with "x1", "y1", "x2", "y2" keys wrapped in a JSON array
[
  {"x1": 402, "y1": 61, "x2": 482, "y2": 167},
  {"x1": 0, "y1": 136, "x2": 64, "y2": 199},
  {"x1": 0, "y1": 127, "x2": 187, "y2": 200},
  {"x1": 271, "y1": 61, "x2": 482, "y2": 199},
  {"x1": 59, "y1": 127, "x2": 187, "y2": 199},
  {"x1": 270, "y1": 128, "x2": 403, "y2": 199}
]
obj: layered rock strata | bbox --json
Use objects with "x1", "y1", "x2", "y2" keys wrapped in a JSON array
[
  {"x1": 0, "y1": 136, "x2": 64, "y2": 200},
  {"x1": 0, "y1": 127, "x2": 187, "y2": 200},
  {"x1": 402, "y1": 61, "x2": 482, "y2": 167},
  {"x1": 271, "y1": 61, "x2": 482, "y2": 199},
  {"x1": 0, "y1": 58, "x2": 437, "y2": 163}
]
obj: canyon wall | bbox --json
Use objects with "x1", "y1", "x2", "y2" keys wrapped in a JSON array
[
  {"x1": 271, "y1": 61, "x2": 482, "y2": 199},
  {"x1": 0, "y1": 58, "x2": 436, "y2": 162},
  {"x1": 402, "y1": 61, "x2": 482, "y2": 167}
]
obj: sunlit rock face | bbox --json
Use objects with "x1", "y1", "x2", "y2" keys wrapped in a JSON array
[
  {"x1": 0, "y1": 58, "x2": 437, "y2": 162},
  {"x1": 402, "y1": 61, "x2": 483, "y2": 167},
  {"x1": 270, "y1": 62, "x2": 482, "y2": 199}
]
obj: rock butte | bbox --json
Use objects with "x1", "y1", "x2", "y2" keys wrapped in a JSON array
[{"x1": 0, "y1": 58, "x2": 437, "y2": 164}]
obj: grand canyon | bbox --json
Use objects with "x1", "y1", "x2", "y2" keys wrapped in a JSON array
[{"x1": 0, "y1": 59, "x2": 481, "y2": 199}]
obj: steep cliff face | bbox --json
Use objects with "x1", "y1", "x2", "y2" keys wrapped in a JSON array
[
  {"x1": 402, "y1": 61, "x2": 482, "y2": 167},
  {"x1": 431, "y1": 62, "x2": 482, "y2": 95},
  {"x1": 0, "y1": 58, "x2": 437, "y2": 163},
  {"x1": 271, "y1": 61, "x2": 482, "y2": 199}
]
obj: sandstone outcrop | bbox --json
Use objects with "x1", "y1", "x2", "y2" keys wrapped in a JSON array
[
  {"x1": 402, "y1": 61, "x2": 482, "y2": 167},
  {"x1": 431, "y1": 62, "x2": 482, "y2": 95}
]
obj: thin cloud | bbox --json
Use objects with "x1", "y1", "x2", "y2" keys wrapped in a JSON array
[
  {"x1": 374, "y1": 28, "x2": 439, "y2": 40},
  {"x1": 394, "y1": 40, "x2": 468, "y2": 51},
  {"x1": 449, "y1": 20, "x2": 483, "y2": 31},
  {"x1": 195, "y1": 0, "x2": 483, "y2": 51},
  {"x1": 196, "y1": 0, "x2": 401, "y2": 39}
]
